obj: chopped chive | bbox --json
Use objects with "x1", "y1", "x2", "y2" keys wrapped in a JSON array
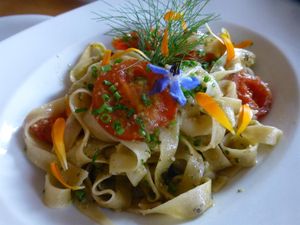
[
  {"x1": 92, "y1": 149, "x2": 101, "y2": 162},
  {"x1": 139, "y1": 129, "x2": 147, "y2": 137},
  {"x1": 141, "y1": 93, "x2": 151, "y2": 106},
  {"x1": 197, "y1": 49, "x2": 206, "y2": 57},
  {"x1": 127, "y1": 108, "x2": 135, "y2": 118},
  {"x1": 113, "y1": 104, "x2": 127, "y2": 111},
  {"x1": 109, "y1": 85, "x2": 117, "y2": 93},
  {"x1": 202, "y1": 62, "x2": 209, "y2": 70},
  {"x1": 203, "y1": 76, "x2": 210, "y2": 82},
  {"x1": 100, "y1": 113, "x2": 111, "y2": 124},
  {"x1": 75, "y1": 108, "x2": 88, "y2": 113},
  {"x1": 102, "y1": 93, "x2": 110, "y2": 102},
  {"x1": 113, "y1": 91, "x2": 122, "y2": 101},
  {"x1": 114, "y1": 58, "x2": 123, "y2": 64},
  {"x1": 135, "y1": 117, "x2": 145, "y2": 129},
  {"x1": 103, "y1": 80, "x2": 112, "y2": 86},
  {"x1": 87, "y1": 83, "x2": 94, "y2": 91},
  {"x1": 112, "y1": 120, "x2": 125, "y2": 135},
  {"x1": 74, "y1": 190, "x2": 86, "y2": 202},
  {"x1": 92, "y1": 103, "x2": 113, "y2": 115},
  {"x1": 100, "y1": 65, "x2": 112, "y2": 72},
  {"x1": 91, "y1": 66, "x2": 98, "y2": 78}
]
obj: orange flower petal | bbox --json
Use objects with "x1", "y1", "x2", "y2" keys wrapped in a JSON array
[
  {"x1": 220, "y1": 32, "x2": 235, "y2": 67},
  {"x1": 51, "y1": 117, "x2": 68, "y2": 170},
  {"x1": 234, "y1": 40, "x2": 253, "y2": 49},
  {"x1": 164, "y1": 11, "x2": 183, "y2": 21},
  {"x1": 50, "y1": 162, "x2": 84, "y2": 190},
  {"x1": 101, "y1": 49, "x2": 112, "y2": 66},
  {"x1": 195, "y1": 92, "x2": 235, "y2": 134},
  {"x1": 236, "y1": 104, "x2": 253, "y2": 135},
  {"x1": 161, "y1": 28, "x2": 169, "y2": 57}
]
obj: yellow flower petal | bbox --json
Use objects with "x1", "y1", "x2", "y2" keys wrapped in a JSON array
[
  {"x1": 51, "y1": 117, "x2": 68, "y2": 170},
  {"x1": 50, "y1": 162, "x2": 84, "y2": 190},
  {"x1": 236, "y1": 104, "x2": 253, "y2": 135},
  {"x1": 195, "y1": 92, "x2": 235, "y2": 134},
  {"x1": 111, "y1": 47, "x2": 150, "y2": 61}
]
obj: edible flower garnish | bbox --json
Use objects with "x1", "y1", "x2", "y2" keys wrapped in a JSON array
[
  {"x1": 195, "y1": 92, "x2": 235, "y2": 134},
  {"x1": 220, "y1": 28, "x2": 235, "y2": 67},
  {"x1": 161, "y1": 10, "x2": 187, "y2": 56},
  {"x1": 101, "y1": 49, "x2": 112, "y2": 66},
  {"x1": 111, "y1": 47, "x2": 149, "y2": 61},
  {"x1": 235, "y1": 40, "x2": 253, "y2": 49},
  {"x1": 205, "y1": 24, "x2": 235, "y2": 67},
  {"x1": 236, "y1": 104, "x2": 253, "y2": 135},
  {"x1": 148, "y1": 63, "x2": 200, "y2": 106},
  {"x1": 50, "y1": 162, "x2": 84, "y2": 190},
  {"x1": 51, "y1": 117, "x2": 68, "y2": 170},
  {"x1": 97, "y1": 0, "x2": 216, "y2": 65}
]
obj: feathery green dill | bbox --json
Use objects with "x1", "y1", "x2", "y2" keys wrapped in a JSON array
[{"x1": 93, "y1": 0, "x2": 217, "y2": 66}]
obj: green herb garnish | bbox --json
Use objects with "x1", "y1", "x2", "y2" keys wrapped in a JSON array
[
  {"x1": 109, "y1": 84, "x2": 117, "y2": 93},
  {"x1": 100, "y1": 65, "x2": 112, "y2": 72},
  {"x1": 113, "y1": 91, "x2": 122, "y2": 101},
  {"x1": 100, "y1": 113, "x2": 111, "y2": 124},
  {"x1": 95, "y1": 0, "x2": 217, "y2": 66},
  {"x1": 74, "y1": 190, "x2": 86, "y2": 202},
  {"x1": 102, "y1": 93, "x2": 110, "y2": 102},
  {"x1": 114, "y1": 58, "x2": 123, "y2": 64},
  {"x1": 91, "y1": 66, "x2": 98, "y2": 78},
  {"x1": 103, "y1": 80, "x2": 112, "y2": 86},
  {"x1": 75, "y1": 108, "x2": 88, "y2": 113},
  {"x1": 113, "y1": 120, "x2": 125, "y2": 135},
  {"x1": 141, "y1": 93, "x2": 151, "y2": 106}
]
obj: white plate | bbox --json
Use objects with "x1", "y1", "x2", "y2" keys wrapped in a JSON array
[
  {"x1": 0, "y1": 14, "x2": 52, "y2": 41},
  {"x1": 0, "y1": 0, "x2": 299, "y2": 225}
]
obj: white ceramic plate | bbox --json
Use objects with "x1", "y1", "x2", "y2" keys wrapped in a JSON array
[
  {"x1": 0, "y1": 0, "x2": 299, "y2": 225},
  {"x1": 0, "y1": 14, "x2": 52, "y2": 41}
]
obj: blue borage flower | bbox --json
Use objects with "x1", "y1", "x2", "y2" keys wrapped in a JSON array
[{"x1": 148, "y1": 64, "x2": 200, "y2": 106}]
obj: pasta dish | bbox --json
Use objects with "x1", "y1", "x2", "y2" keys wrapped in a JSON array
[{"x1": 23, "y1": 0, "x2": 282, "y2": 223}]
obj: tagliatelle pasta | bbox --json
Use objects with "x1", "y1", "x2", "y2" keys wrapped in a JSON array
[{"x1": 23, "y1": 0, "x2": 282, "y2": 224}]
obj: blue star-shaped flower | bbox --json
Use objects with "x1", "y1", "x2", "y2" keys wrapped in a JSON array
[{"x1": 147, "y1": 64, "x2": 201, "y2": 106}]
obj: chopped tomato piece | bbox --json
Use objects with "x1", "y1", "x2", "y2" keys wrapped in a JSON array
[
  {"x1": 92, "y1": 59, "x2": 178, "y2": 140},
  {"x1": 29, "y1": 113, "x2": 66, "y2": 144},
  {"x1": 227, "y1": 73, "x2": 272, "y2": 119},
  {"x1": 112, "y1": 32, "x2": 139, "y2": 50}
]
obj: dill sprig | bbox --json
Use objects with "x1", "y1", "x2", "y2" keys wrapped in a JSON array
[{"x1": 94, "y1": 0, "x2": 217, "y2": 66}]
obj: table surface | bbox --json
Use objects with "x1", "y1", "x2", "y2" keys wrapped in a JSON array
[{"x1": 0, "y1": 0, "x2": 88, "y2": 16}]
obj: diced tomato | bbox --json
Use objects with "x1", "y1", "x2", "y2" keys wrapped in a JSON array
[
  {"x1": 92, "y1": 59, "x2": 178, "y2": 140},
  {"x1": 184, "y1": 51, "x2": 217, "y2": 63},
  {"x1": 112, "y1": 32, "x2": 139, "y2": 50},
  {"x1": 30, "y1": 117, "x2": 56, "y2": 144},
  {"x1": 227, "y1": 73, "x2": 272, "y2": 119},
  {"x1": 29, "y1": 113, "x2": 66, "y2": 144}
]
